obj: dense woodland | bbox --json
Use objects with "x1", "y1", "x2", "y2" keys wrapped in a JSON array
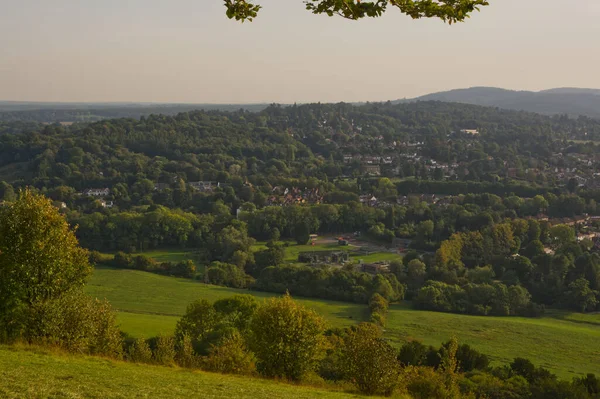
[
  {"x1": 0, "y1": 101, "x2": 600, "y2": 316},
  {"x1": 2, "y1": 100, "x2": 600, "y2": 397}
]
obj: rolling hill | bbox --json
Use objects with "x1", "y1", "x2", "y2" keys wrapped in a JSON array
[
  {"x1": 399, "y1": 87, "x2": 600, "y2": 118},
  {"x1": 86, "y1": 267, "x2": 600, "y2": 379}
]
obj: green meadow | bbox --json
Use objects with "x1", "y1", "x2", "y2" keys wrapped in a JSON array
[
  {"x1": 86, "y1": 267, "x2": 600, "y2": 379},
  {"x1": 0, "y1": 346, "x2": 369, "y2": 399}
]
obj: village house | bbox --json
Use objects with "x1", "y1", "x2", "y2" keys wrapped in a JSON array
[
  {"x1": 98, "y1": 199, "x2": 114, "y2": 208},
  {"x1": 83, "y1": 188, "x2": 110, "y2": 197},
  {"x1": 189, "y1": 181, "x2": 214, "y2": 192},
  {"x1": 359, "y1": 195, "x2": 378, "y2": 207},
  {"x1": 361, "y1": 261, "x2": 390, "y2": 274},
  {"x1": 363, "y1": 164, "x2": 381, "y2": 176},
  {"x1": 298, "y1": 251, "x2": 350, "y2": 264}
]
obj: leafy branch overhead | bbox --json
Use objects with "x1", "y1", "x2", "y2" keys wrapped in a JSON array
[{"x1": 224, "y1": 0, "x2": 489, "y2": 22}]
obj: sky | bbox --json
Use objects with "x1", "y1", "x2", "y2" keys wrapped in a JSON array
[{"x1": 1, "y1": 0, "x2": 600, "y2": 104}]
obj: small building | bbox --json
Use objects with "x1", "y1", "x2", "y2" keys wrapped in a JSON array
[
  {"x1": 361, "y1": 261, "x2": 390, "y2": 274},
  {"x1": 98, "y1": 199, "x2": 114, "y2": 208},
  {"x1": 298, "y1": 251, "x2": 350, "y2": 264},
  {"x1": 363, "y1": 164, "x2": 381, "y2": 176},
  {"x1": 189, "y1": 181, "x2": 214, "y2": 192},
  {"x1": 392, "y1": 237, "x2": 413, "y2": 250},
  {"x1": 460, "y1": 129, "x2": 479, "y2": 135},
  {"x1": 83, "y1": 188, "x2": 110, "y2": 197}
]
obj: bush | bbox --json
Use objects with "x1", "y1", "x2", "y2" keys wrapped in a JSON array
[
  {"x1": 153, "y1": 335, "x2": 176, "y2": 366},
  {"x1": 20, "y1": 291, "x2": 123, "y2": 359},
  {"x1": 175, "y1": 334, "x2": 198, "y2": 368},
  {"x1": 404, "y1": 366, "x2": 461, "y2": 399},
  {"x1": 113, "y1": 252, "x2": 133, "y2": 269},
  {"x1": 369, "y1": 293, "x2": 389, "y2": 327},
  {"x1": 206, "y1": 262, "x2": 248, "y2": 288},
  {"x1": 203, "y1": 331, "x2": 255, "y2": 375},
  {"x1": 128, "y1": 338, "x2": 153, "y2": 364},
  {"x1": 340, "y1": 323, "x2": 400, "y2": 396},
  {"x1": 249, "y1": 293, "x2": 325, "y2": 381}
]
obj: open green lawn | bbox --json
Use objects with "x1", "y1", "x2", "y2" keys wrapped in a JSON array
[
  {"x1": 384, "y1": 304, "x2": 600, "y2": 379},
  {"x1": 0, "y1": 346, "x2": 367, "y2": 399},
  {"x1": 86, "y1": 267, "x2": 600, "y2": 379},
  {"x1": 86, "y1": 267, "x2": 366, "y2": 337}
]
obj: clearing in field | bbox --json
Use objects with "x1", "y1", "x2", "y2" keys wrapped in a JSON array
[
  {"x1": 252, "y1": 237, "x2": 404, "y2": 264},
  {"x1": 86, "y1": 267, "x2": 600, "y2": 379}
]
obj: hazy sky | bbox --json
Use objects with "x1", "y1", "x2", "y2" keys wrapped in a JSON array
[{"x1": 1, "y1": 0, "x2": 599, "y2": 103}]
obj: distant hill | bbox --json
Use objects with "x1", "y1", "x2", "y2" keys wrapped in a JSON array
[
  {"x1": 399, "y1": 87, "x2": 600, "y2": 118},
  {"x1": 0, "y1": 102, "x2": 269, "y2": 123}
]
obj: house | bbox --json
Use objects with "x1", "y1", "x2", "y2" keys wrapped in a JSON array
[
  {"x1": 189, "y1": 181, "x2": 214, "y2": 192},
  {"x1": 154, "y1": 183, "x2": 170, "y2": 191},
  {"x1": 53, "y1": 201, "x2": 67, "y2": 209},
  {"x1": 363, "y1": 164, "x2": 381, "y2": 176},
  {"x1": 298, "y1": 251, "x2": 350, "y2": 264},
  {"x1": 392, "y1": 237, "x2": 412, "y2": 250},
  {"x1": 83, "y1": 188, "x2": 110, "y2": 197},
  {"x1": 577, "y1": 232, "x2": 598, "y2": 242},
  {"x1": 361, "y1": 261, "x2": 390, "y2": 274},
  {"x1": 460, "y1": 129, "x2": 479, "y2": 135},
  {"x1": 359, "y1": 195, "x2": 378, "y2": 207},
  {"x1": 98, "y1": 200, "x2": 114, "y2": 208}
]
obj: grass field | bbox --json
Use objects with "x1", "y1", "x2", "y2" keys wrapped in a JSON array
[
  {"x1": 0, "y1": 346, "x2": 369, "y2": 399},
  {"x1": 86, "y1": 267, "x2": 366, "y2": 337},
  {"x1": 86, "y1": 267, "x2": 600, "y2": 379},
  {"x1": 384, "y1": 304, "x2": 600, "y2": 379}
]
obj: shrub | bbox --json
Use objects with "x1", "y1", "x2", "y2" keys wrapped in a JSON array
[
  {"x1": 369, "y1": 293, "x2": 389, "y2": 327},
  {"x1": 340, "y1": 323, "x2": 400, "y2": 396},
  {"x1": 175, "y1": 334, "x2": 198, "y2": 368},
  {"x1": 20, "y1": 291, "x2": 123, "y2": 359},
  {"x1": 154, "y1": 335, "x2": 176, "y2": 366},
  {"x1": 249, "y1": 293, "x2": 325, "y2": 381},
  {"x1": 128, "y1": 338, "x2": 153, "y2": 364},
  {"x1": 203, "y1": 331, "x2": 255, "y2": 375}
]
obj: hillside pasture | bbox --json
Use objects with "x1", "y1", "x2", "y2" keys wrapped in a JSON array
[
  {"x1": 0, "y1": 346, "x2": 368, "y2": 399},
  {"x1": 86, "y1": 267, "x2": 600, "y2": 379}
]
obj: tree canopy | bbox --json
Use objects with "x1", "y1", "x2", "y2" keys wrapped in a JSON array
[{"x1": 224, "y1": 0, "x2": 490, "y2": 22}]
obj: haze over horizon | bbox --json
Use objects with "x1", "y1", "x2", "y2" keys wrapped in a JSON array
[{"x1": 2, "y1": 0, "x2": 600, "y2": 104}]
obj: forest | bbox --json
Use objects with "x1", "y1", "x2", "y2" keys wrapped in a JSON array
[
  {"x1": 2, "y1": 101, "x2": 600, "y2": 397},
  {"x1": 0, "y1": 101, "x2": 599, "y2": 316}
]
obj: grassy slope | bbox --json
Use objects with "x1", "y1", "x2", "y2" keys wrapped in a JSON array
[
  {"x1": 86, "y1": 267, "x2": 366, "y2": 337},
  {"x1": 384, "y1": 304, "x2": 600, "y2": 379},
  {"x1": 86, "y1": 268, "x2": 600, "y2": 379},
  {"x1": 0, "y1": 346, "x2": 366, "y2": 399}
]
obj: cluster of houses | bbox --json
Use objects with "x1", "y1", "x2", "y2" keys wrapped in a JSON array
[
  {"x1": 266, "y1": 187, "x2": 324, "y2": 206},
  {"x1": 297, "y1": 250, "x2": 391, "y2": 275},
  {"x1": 358, "y1": 194, "x2": 455, "y2": 208}
]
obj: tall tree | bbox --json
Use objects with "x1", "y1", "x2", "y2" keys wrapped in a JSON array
[
  {"x1": 0, "y1": 190, "x2": 91, "y2": 338},
  {"x1": 249, "y1": 293, "x2": 325, "y2": 380}
]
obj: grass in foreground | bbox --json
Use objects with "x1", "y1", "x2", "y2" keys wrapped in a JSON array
[
  {"x1": 86, "y1": 267, "x2": 600, "y2": 379},
  {"x1": 0, "y1": 346, "x2": 367, "y2": 399}
]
